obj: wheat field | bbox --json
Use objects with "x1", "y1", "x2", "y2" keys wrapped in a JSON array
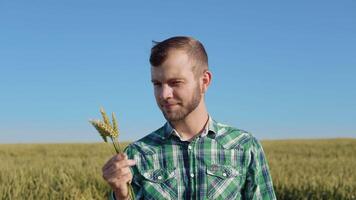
[{"x1": 0, "y1": 139, "x2": 355, "y2": 200}]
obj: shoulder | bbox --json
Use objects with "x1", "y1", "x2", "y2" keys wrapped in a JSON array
[
  {"x1": 214, "y1": 121, "x2": 261, "y2": 150},
  {"x1": 124, "y1": 125, "x2": 166, "y2": 156}
]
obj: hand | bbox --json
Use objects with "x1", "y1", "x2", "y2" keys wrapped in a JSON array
[{"x1": 102, "y1": 153, "x2": 136, "y2": 200}]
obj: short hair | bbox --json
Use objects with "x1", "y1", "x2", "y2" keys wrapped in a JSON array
[{"x1": 149, "y1": 36, "x2": 208, "y2": 77}]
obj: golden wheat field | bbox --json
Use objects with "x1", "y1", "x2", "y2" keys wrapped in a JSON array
[{"x1": 0, "y1": 139, "x2": 355, "y2": 200}]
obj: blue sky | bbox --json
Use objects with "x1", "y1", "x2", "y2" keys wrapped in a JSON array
[{"x1": 0, "y1": 1, "x2": 355, "y2": 143}]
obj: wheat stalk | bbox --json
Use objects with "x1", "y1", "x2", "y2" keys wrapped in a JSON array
[{"x1": 89, "y1": 107, "x2": 134, "y2": 199}]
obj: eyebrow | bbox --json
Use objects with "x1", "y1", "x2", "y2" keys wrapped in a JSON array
[{"x1": 151, "y1": 78, "x2": 185, "y2": 83}]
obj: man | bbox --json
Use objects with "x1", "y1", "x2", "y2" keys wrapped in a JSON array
[{"x1": 102, "y1": 36, "x2": 276, "y2": 200}]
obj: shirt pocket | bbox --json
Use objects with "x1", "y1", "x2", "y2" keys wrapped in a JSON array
[
  {"x1": 206, "y1": 164, "x2": 243, "y2": 200},
  {"x1": 138, "y1": 167, "x2": 177, "y2": 200}
]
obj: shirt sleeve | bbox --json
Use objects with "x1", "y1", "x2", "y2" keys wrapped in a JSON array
[
  {"x1": 243, "y1": 137, "x2": 276, "y2": 200},
  {"x1": 109, "y1": 191, "x2": 116, "y2": 200}
]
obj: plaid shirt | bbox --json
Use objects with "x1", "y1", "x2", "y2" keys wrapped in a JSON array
[{"x1": 110, "y1": 117, "x2": 276, "y2": 200}]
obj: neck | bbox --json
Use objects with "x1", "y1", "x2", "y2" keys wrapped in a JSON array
[{"x1": 170, "y1": 100, "x2": 209, "y2": 141}]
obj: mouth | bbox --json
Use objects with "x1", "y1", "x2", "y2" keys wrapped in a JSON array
[
  {"x1": 164, "y1": 104, "x2": 177, "y2": 109},
  {"x1": 162, "y1": 102, "x2": 179, "y2": 110}
]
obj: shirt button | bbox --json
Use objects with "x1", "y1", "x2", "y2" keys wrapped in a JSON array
[
  {"x1": 190, "y1": 173, "x2": 195, "y2": 178},
  {"x1": 157, "y1": 176, "x2": 162, "y2": 180},
  {"x1": 188, "y1": 145, "x2": 192, "y2": 150},
  {"x1": 222, "y1": 173, "x2": 227, "y2": 177}
]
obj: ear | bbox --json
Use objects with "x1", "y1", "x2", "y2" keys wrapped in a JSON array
[{"x1": 201, "y1": 70, "x2": 212, "y2": 93}]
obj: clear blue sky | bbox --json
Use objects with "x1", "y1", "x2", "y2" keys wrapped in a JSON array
[{"x1": 0, "y1": 1, "x2": 355, "y2": 143}]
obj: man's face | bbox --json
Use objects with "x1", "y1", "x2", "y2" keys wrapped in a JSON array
[{"x1": 151, "y1": 50, "x2": 203, "y2": 122}]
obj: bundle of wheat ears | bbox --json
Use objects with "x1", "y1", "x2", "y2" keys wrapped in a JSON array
[{"x1": 89, "y1": 107, "x2": 135, "y2": 199}]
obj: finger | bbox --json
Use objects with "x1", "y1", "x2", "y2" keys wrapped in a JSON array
[
  {"x1": 105, "y1": 173, "x2": 133, "y2": 196},
  {"x1": 102, "y1": 160, "x2": 136, "y2": 176},
  {"x1": 103, "y1": 168, "x2": 132, "y2": 182},
  {"x1": 104, "y1": 169, "x2": 131, "y2": 181},
  {"x1": 110, "y1": 158, "x2": 136, "y2": 171},
  {"x1": 115, "y1": 159, "x2": 136, "y2": 169},
  {"x1": 102, "y1": 153, "x2": 127, "y2": 171},
  {"x1": 104, "y1": 163, "x2": 132, "y2": 178},
  {"x1": 111, "y1": 171, "x2": 133, "y2": 185},
  {"x1": 102, "y1": 155, "x2": 120, "y2": 171},
  {"x1": 111, "y1": 163, "x2": 131, "y2": 174},
  {"x1": 120, "y1": 172, "x2": 133, "y2": 184},
  {"x1": 104, "y1": 161, "x2": 135, "y2": 179},
  {"x1": 103, "y1": 160, "x2": 135, "y2": 179}
]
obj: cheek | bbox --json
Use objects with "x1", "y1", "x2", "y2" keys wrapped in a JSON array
[
  {"x1": 173, "y1": 88, "x2": 190, "y2": 100},
  {"x1": 153, "y1": 88, "x2": 158, "y2": 95},
  {"x1": 153, "y1": 89, "x2": 160, "y2": 99}
]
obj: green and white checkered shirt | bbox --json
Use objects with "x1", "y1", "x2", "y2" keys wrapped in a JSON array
[{"x1": 110, "y1": 117, "x2": 276, "y2": 200}]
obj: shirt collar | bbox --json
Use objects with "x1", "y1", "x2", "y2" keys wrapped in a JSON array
[{"x1": 162, "y1": 115, "x2": 219, "y2": 141}]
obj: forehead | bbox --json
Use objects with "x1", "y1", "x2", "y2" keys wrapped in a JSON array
[{"x1": 151, "y1": 50, "x2": 195, "y2": 81}]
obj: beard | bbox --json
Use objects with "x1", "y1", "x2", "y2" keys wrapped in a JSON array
[{"x1": 159, "y1": 84, "x2": 202, "y2": 122}]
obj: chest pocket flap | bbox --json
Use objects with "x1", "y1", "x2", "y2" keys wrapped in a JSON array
[
  {"x1": 207, "y1": 164, "x2": 240, "y2": 179},
  {"x1": 141, "y1": 167, "x2": 176, "y2": 183}
]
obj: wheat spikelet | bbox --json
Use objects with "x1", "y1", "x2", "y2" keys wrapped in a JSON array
[
  {"x1": 90, "y1": 120, "x2": 117, "y2": 138},
  {"x1": 100, "y1": 107, "x2": 111, "y2": 127},
  {"x1": 112, "y1": 112, "x2": 119, "y2": 137},
  {"x1": 89, "y1": 120, "x2": 109, "y2": 142}
]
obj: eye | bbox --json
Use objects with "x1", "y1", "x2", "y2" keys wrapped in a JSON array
[
  {"x1": 152, "y1": 82, "x2": 161, "y2": 87},
  {"x1": 170, "y1": 80, "x2": 182, "y2": 86}
]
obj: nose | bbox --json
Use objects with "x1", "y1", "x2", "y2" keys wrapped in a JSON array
[{"x1": 160, "y1": 84, "x2": 173, "y2": 100}]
